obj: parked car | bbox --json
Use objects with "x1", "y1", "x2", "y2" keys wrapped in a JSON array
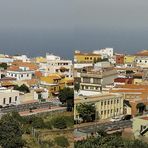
[
  {"x1": 110, "y1": 116, "x2": 122, "y2": 122},
  {"x1": 121, "y1": 114, "x2": 132, "y2": 120}
]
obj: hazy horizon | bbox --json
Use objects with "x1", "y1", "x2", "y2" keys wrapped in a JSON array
[{"x1": 0, "y1": 0, "x2": 148, "y2": 59}]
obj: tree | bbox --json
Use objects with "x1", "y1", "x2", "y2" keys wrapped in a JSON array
[
  {"x1": 136, "y1": 103, "x2": 145, "y2": 114},
  {"x1": 14, "y1": 84, "x2": 30, "y2": 93},
  {"x1": 54, "y1": 136, "x2": 69, "y2": 148},
  {"x1": 74, "y1": 82, "x2": 80, "y2": 92},
  {"x1": 0, "y1": 113, "x2": 24, "y2": 148},
  {"x1": 0, "y1": 63, "x2": 8, "y2": 70},
  {"x1": 76, "y1": 103, "x2": 96, "y2": 122},
  {"x1": 58, "y1": 87, "x2": 74, "y2": 112}
]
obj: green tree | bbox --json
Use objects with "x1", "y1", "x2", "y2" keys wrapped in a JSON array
[
  {"x1": 0, "y1": 63, "x2": 8, "y2": 70},
  {"x1": 76, "y1": 103, "x2": 96, "y2": 122},
  {"x1": 14, "y1": 84, "x2": 30, "y2": 93},
  {"x1": 58, "y1": 87, "x2": 74, "y2": 112},
  {"x1": 74, "y1": 82, "x2": 80, "y2": 92},
  {"x1": 54, "y1": 136, "x2": 69, "y2": 148},
  {"x1": 0, "y1": 113, "x2": 24, "y2": 148}
]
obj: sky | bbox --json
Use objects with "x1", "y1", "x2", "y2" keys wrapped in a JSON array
[{"x1": 0, "y1": 0, "x2": 148, "y2": 59}]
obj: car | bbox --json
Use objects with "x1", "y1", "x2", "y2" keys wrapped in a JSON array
[
  {"x1": 110, "y1": 116, "x2": 122, "y2": 122},
  {"x1": 121, "y1": 115, "x2": 132, "y2": 120}
]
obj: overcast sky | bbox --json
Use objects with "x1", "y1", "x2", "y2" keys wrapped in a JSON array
[{"x1": 0, "y1": 0, "x2": 148, "y2": 58}]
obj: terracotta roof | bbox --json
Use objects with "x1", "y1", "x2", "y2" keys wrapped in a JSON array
[
  {"x1": 11, "y1": 61, "x2": 38, "y2": 70},
  {"x1": 136, "y1": 50, "x2": 148, "y2": 56},
  {"x1": 0, "y1": 77, "x2": 16, "y2": 81},
  {"x1": 114, "y1": 78, "x2": 133, "y2": 84},
  {"x1": 35, "y1": 71, "x2": 42, "y2": 78},
  {"x1": 141, "y1": 116, "x2": 148, "y2": 120},
  {"x1": 24, "y1": 79, "x2": 38, "y2": 86}
]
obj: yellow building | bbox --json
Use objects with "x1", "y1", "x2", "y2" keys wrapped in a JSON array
[
  {"x1": 36, "y1": 57, "x2": 47, "y2": 63},
  {"x1": 40, "y1": 74, "x2": 74, "y2": 96},
  {"x1": 74, "y1": 51, "x2": 101, "y2": 63},
  {"x1": 124, "y1": 55, "x2": 136, "y2": 64},
  {"x1": 74, "y1": 93, "x2": 123, "y2": 120}
]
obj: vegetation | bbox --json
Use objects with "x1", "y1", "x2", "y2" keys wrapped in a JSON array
[
  {"x1": 0, "y1": 113, "x2": 24, "y2": 148},
  {"x1": 58, "y1": 87, "x2": 74, "y2": 112},
  {"x1": 74, "y1": 82, "x2": 80, "y2": 92},
  {"x1": 54, "y1": 136, "x2": 69, "y2": 147},
  {"x1": 75, "y1": 129, "x2": 148, "y2": 148},
  {"x1": 76, "y1": 103, "x2": 96, "y2": 122},
  {"x1": 14, "y1": 84, "x2": 30, "y2": 93},
  {"x1": 51, "y1": 116, "x2": 67, "y2": 129},
  {"x1": 0, "y1": 111, "x2": 73, "y2": 148},
  {"x1": 0, "y1": 63, "x2": 8, "y2": 70}
]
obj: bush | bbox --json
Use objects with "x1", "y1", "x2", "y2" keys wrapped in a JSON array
[
  {"x1": 44, "y1": 121, "x2": 52, "y2": 129},
  {"x1": 54, "y1": 136, "x2": 69, "y2": 147},
  {"x1": 40, "y1": 140, "x2": 54, "y2": 148},
  {"x1": 32, "y1": 117, "x2": 45, "y2": 129},
  {"x1": 52, "y1": 116, "x2": 67, "y2": 129}
]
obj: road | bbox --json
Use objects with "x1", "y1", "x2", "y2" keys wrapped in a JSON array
[
  {"x1": 0, "y1": 101, "x2": 58, "y2": 113},
  {"x1": 76, "y1": 120, "x2": 132, "y2": 134}
]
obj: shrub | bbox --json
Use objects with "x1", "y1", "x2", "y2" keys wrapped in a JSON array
[
  {"x1": 52, "y1": 116, "x2": 67, "y2": 129},
  {"x1": 54, "y1": 136, "x2": 69, "y2": 147}
]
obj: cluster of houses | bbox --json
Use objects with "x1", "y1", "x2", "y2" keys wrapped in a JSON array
[
  {"x1": 0, "y1": 53, "x2": 74, "y2": 106},
  {"x1": 74, "y1": 48, "x2": 148, "y2": 139}
]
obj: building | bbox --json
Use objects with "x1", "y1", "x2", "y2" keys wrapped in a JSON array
[
  {"x1": 116, "y1": 54, "x2": 125, "y2": 65},
  {"x1": 0, "y1": 87, "x2": 20, "y2": 106},
  {"x1": 39, "y1": 54, "x2": 73, "y2": 78},
  {"x1": 6, "y1": 68, "x2": 34, "y2": 81},
  {"x1": 133, "y1": 115, "x2": 148, "y2": 139},
  {"x1": 79, "y1": 68, "x2": 117, "y2": 93},
  {"x1": 74, "y1": 51, "x2": 101, "y2": 63},
  {"x1": 135, "y1": 56, "x2": 148, "y2": 68},
  {"x1": 13, "y1": 55, "x2": 30, "y2": 62},
  {"x1": 93, "y1": 48, "x2": 114, "y2": 59},
  {"x1": 40, "y1": 74, "x2": 73, "y2": 96},
  {"x1": 124, "y1": 55, "x2": 136, "y2": 67},
  {"x1": 74, "y1": 93, "x2": 123, "y2": 120},
  {"x1": 110, "y1": 84, "x2": 148, "y2": 116}
]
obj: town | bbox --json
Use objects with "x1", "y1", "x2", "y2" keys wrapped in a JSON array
[
  {"x1": 0, "y1": 53, "x2": 74, "y2": 148},
  {"x1": 74, "y1": 48, "x2": 148, "y2": 147}
]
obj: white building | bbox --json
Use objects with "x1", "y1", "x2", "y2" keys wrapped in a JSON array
[
  {"x1": 13, "y1": 55, "x2": 30, "y2": 62},
  {"x1": 135, "y1": 56, "x2": 148, "y2": 68},
  {"x1": 39, "y1": 54, "x2": 73, "y2": 78},
  {"x1": 6, "y1": 67, "x2": 34, "y2": 80},
  {"x1": 93, "y1": 48, "x2": 114, "y2": 59},
  {"x1": 0, "y1": 87, "x2": 20, "y2": 106}
]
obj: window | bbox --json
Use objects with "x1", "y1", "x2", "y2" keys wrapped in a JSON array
[
  {"x1": 101, "y1": 101, "x2": 103, "y2": 106},
  {"x1": 15, "y1": 96, "x2": 17, "y2": 101},
  {"x1": 101, "y1": 111, "x2": 103, "y2": 115},
  {"x1": 104, "y1": 110, "x2": 106, "y2": 115},
  {"x1": 3, "y1": 98, "x2": 6, "y2": 104},
  {"x1": 104, "y1": 101, "x2": 106, "y2": 105},
  {"x1": 9, "y1": 97, "x2": 12, "y2": 103},
  {"x1": 108, "y1": 100, "x2": 110, "y2": 105}
]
